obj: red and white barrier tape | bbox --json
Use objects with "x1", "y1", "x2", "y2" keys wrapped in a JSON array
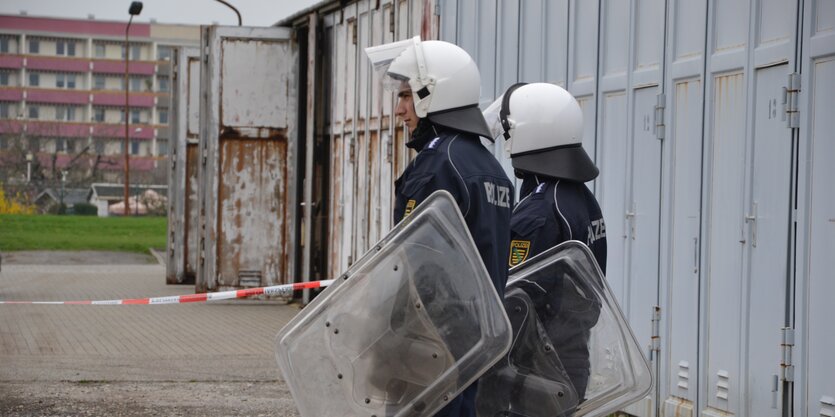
[{"x1": 0, "y1": 279, "x2": 333, "y2": 305}]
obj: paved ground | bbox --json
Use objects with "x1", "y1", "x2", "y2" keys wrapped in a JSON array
[{"x1": 0, "y1": 251, "x2": 304, "y2": 416}]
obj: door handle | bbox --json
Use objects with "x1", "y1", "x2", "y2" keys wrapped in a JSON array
[{"x1": 745, "y1": 202, "x2": 758, "y2": 248}]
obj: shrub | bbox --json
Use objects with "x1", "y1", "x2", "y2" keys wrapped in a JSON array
[
  {"x1": 0, "y1": 185, "x2": 35, "y2": 215},
  {"x1": 73, "y1": 203, "x2": 98, "y2": 216}
]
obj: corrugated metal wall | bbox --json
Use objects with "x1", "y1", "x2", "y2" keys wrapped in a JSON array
[
  {"x1": 311, "y1": 0, "x2": 437, "y2": 280},
  {"x1": 279, "y1": 0, "x2": 834, "y2": 416}
]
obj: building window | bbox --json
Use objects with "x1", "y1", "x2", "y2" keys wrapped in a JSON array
[
  {"x1": 131, "y1": 139, "x2": 140, "y2": 155},
  {"x1": 157, "y1": 140, "x2": 168, "y2": 155},
  {"x1": 95, "y1": 43, "x2": 106, "y2": 58},
  {"x1": 158, "y1": 76, "x2": 169, "y2": 92},
  {"x1": 0, "y1": 38, "x2": 9, "y2": 53},
  {"x1": 66, "y1": 139, "x2": 75, "y2": 154},
  {"x1": 57, "y1": 41, "x2": 64, "y2": 55},
  {"x1": 0, "y1": 72, "x2": 8, "y2": 86},
  {"x1": 94, "y1": 75, "x2": 105, "y2": 90},
  {"x1": 158, "y1": 109, "x2": 169, "y2": 124},
  {"x1": 131, "y1": 45, "x2": 141, "y2": 60},
  {"x1": 29, "y1": 137, "x2": 40, "y2": 152},
  {"x1": 56, "y1": 106, "x2": 76, "y2": 121},
  {"x1": 130, "y1": 77, "x2": 142, "y2": 92},
  {"x1": 157, "y1": 46, "x2": 172, "y2": 61},
  {"x1": 56, "y1": 138, "x2": 65, "y2": 153},
  {"x1": 56, "y1": 73, "x2": 79, "y2": 89},
  {"x1": 28, "y1": 105, "x2": 39, "y2": 119},
  {"x1": 131, "y1": 109, "x2": 141, "y2": 123},
  {"x1": 120, "y1": 109, "x2": 125, "y2": 122},
  {"x1": 93, "y1": 107, "x2": 105, "y2": 122},
  {"x1": 68, "y1": 42, "x2": 76, "y2": 56},
  {"x1": 29, "y1": 39, "x2": 39, "y2": 54},
  {"x1": 0, "y1": 137, "x2": 6, "y2": 150},
  {"x1": 95, "y1": 139, "x2": 105, "y2": 154},
  {"x1": 29, "y1": 72, "x2": 39, "y2": 87},
  {"x1": 0, "y1": 102, "x2": 9, "y2": 119}
]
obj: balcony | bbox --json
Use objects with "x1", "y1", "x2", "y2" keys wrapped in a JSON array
[
  {"x1": 91, "y1": 91, "x2": 154, "y2": 108},
  {"x1": 27, "y1": 89, "x2": 89, "y2": 105},
  {"x1": 91, "y1": 60, "x2": 155, "y2": 76},
  {"x1": 0, "y1": 55, "x2": 24, "y2": 70},
  {"x1": 27, "y1": 56, "x2": 89, "y2": 73}
]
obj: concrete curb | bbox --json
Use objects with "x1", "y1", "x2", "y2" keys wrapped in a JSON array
[{"x1": 148, "y1": 248, "x2": 166, "y2": 266}]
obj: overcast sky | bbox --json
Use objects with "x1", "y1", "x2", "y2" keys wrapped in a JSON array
[{"x1": 0, "y1": 0, "x2": 322, "y2": 27}]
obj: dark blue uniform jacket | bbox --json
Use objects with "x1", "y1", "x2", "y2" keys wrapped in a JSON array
[
  {"x1": 510, "y1": 177, "x2": 607, "y2": 273},
  {"x1": 394, "y1": 125, "x2": 513, "y2": 417},
  {"x1": 509, "y1": 176, "x2": 607, "y2": 399}
]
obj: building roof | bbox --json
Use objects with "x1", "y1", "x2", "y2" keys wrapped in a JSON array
[{"x1": 34, "y1": 188, "x2": 90, "y2": 206}]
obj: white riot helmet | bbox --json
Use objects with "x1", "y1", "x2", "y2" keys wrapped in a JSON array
[
  {"x1": 365, "y1": 37, "x2": 493, "y2": 139},
  {"x1": 483, "y1": 82, "x2": 598, "y2": 182}
]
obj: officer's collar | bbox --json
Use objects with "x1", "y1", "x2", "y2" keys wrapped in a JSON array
[
  {"x1": 406, "y1": 118, "x2": 439, "y2": 150},
  {"x1": 520, "y1": 175, "x2": 553, "y2": 198}
]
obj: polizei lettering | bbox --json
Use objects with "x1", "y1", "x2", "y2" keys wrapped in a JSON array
[
  {"x1": 587, "y1": 218, "x2": 606, "y2": 245},
  {"x1": 484, "y1": 182, "x2": 511, "y2": 208}
]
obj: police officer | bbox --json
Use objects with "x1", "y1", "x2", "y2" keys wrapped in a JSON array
[
  {"x1": 366, "y1": 37, "x2": 513, "y2": 417},
  {"x1": 494, "y1": 82, "x2": 607, "y2": 399}
]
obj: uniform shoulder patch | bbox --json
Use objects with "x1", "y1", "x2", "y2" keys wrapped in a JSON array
[
  {"x1": 403, "y1": 199, "x2": 417, "y2": 218},
  {"x1": 508, "y1": 240, "x2": 531, "y2": 267}
]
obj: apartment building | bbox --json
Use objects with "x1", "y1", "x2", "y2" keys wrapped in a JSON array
[{"x1": 0, "y1": 14, "x2": 199, "y2": 183}]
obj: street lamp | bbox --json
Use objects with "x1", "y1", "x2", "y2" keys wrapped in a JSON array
[
  {"x1": 25, "y1": 152, "x2": 33, "y2": 183},
  {"x1": 124, "y1": 1, "x2": 143, "y2": 216},
  {"x1": 60, "y1": 170, "x2": 67, "y2": 214}
]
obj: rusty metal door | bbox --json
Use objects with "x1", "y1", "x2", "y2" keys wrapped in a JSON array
[
  {"x1": 197, "y1": 26, "x2": 298, "y2": 292},
  {"x1": 183, "y1": 49, "x2": 202, "y2": 284},
  {"x1": 166, "y1": 46, "x2": 199, "y2": 285}
]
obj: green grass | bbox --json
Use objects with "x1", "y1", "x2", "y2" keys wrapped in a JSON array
[{"x1": 0, "y1": 214, "x2": 166, "y2": 253}]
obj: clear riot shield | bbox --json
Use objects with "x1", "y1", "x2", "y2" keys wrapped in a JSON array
[
  {"x1": 276, "y1": 191, "x2": 512, "y2": 417},
  {"x1": 476, "y1": 241, "x2": 652, "y2": 417}
]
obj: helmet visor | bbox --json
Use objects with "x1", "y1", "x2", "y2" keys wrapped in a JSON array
[
  {"x1": 365, "y1": 36, "x2": 419, "y2": 92},
  {"x1": 481, "y1": 95, "x2": 505, "y2": 141}
]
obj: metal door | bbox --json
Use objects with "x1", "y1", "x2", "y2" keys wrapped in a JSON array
[
  {"x1": 798, "y1": 2, "x2": 835, "y2": 412},
  {"x1": 197, "y1": 26, "x2": 298, "y2": 292},
  {"x1": 626, "y1": 86, "x2": 663, "y2": 417},
  {"x1": 165, "y1": 46, "x2": 199, "y2": 285},
  {"x1": 184, "y1": 49, "x2": 201, "y2": 284},
  {"x1": 662, "y1": 77, "x2": 704, "y2": 416},
  {"x1": 804, "y1": 56, "x2": 835, "y2": 417},
  {"x1": 597, "y1": 91, "x2": 628, "y2": 302},
  {"x1": 703, "y1": 71, "x2": 747, "y2": 417},
  {"x1": 166, "y1": 47, "x2": 184, "y2": 285},
  {"x1": 746, "y1": 63, "x2": 793, "y2": 417},
  {"x1": 660, "y1": 0, "x2": 708, "y2": 414}
]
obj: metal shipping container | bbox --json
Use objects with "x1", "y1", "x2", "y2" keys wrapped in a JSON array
[
  {"x1": 165, "y1": 46, "x2": 200, "y2": 285},
  {"x1": 195, "y1": 26, "x2": 299, "y2": 292}
]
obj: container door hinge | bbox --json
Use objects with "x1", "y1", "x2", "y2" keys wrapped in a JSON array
[
  {"x1": 654, "y1": 93, "x2": 666, "y2": 140},
  {"x1": 435, "y1": 1, "x2": 442, "y2": 16},
  {"x1": 780, "y1": 327, "x2": 795, "y2": 382},
  {"x1": 782, "y1": 72, "x2": 800, "y2": 129},
  {"x1": 650, "y1": 306, "x2": 661, "y2": 360},
  {"x1": 202, "y1": 147, "x2": 207, "y2": 166}
]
